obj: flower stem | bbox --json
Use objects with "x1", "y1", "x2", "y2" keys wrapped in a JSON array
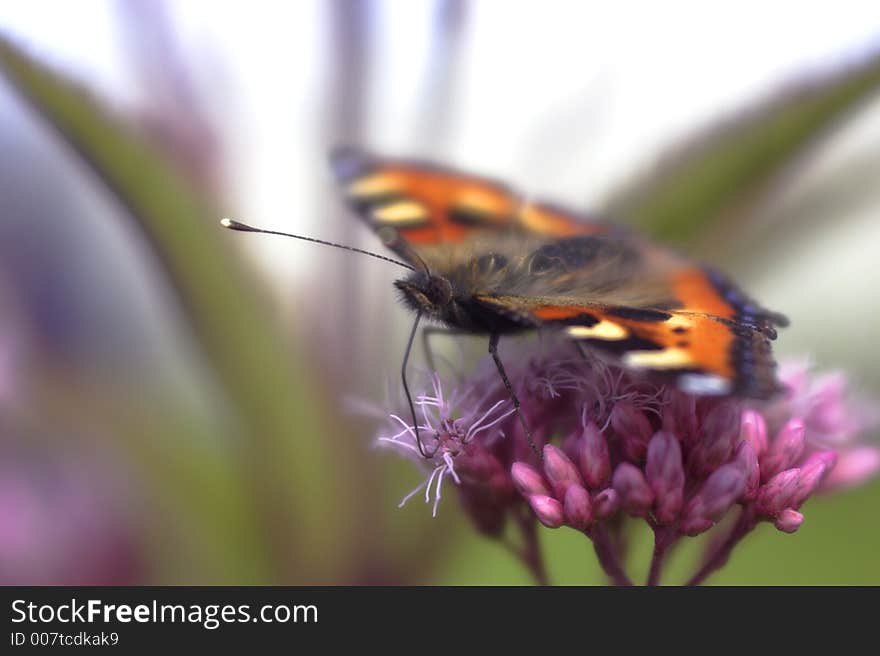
[
  {"x1": 646, "y1": 527, "x2": 677, "y2": 586},
  {"x1": 503, "y1": 507, "x2": 549, "y2": 585},
  {"x1": 519, "y1": 516, "x2": 550, "y2": 586},
  {"x1": 588, "y1": 525, "x2": 633, "y2": 586},
  {"x1": 686, "y1": 506, "x2": 757, "y2": 586}
]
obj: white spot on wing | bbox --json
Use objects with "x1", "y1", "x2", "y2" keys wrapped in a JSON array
[
  {"x1": 371, "y1": 200, "x2": 429, "y2": 225},
  {"x1": 566, "y1": 321, "x2": 628, "y2": 341},
  {"x1": 678, "y1": 373, "x2": 731, "y2": 395},
  {"x1": 623, "y1": 347, "x2": 691, "y2": 369}
]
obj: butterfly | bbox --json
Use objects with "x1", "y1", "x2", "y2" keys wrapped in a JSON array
[
  {"x1": 330, "y1": 145, "x2": 787, "y2": 393},
  {"x1": 223, "y1": 146, "x2": 788, "y2": 458}
]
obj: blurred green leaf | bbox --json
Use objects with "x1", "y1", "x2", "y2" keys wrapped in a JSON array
[
  {"x1": 0, "y1": 35, "x2": 358, "y2": 582},
  {"x1": 606, "y1": 51, "x2": 880, "y2": 243}
]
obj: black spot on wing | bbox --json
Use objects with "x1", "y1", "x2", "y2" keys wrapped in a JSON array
[
  {"x1": 550, "y1": 312, "x2": 600, "y2": 327},
  {"x1": 348, "y1": 192, "x2": 407, "y2": 214},
  {"x1": 449, "y1": 205, "x2": 502, "y2": 226},
  {"x1": 605, "y1": 307, "x2": 672, "y2": 322}
]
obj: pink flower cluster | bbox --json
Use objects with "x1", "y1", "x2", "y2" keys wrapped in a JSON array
[
  {"x1": 514, "y1": 405, "x2": 838, "y2": 537},
  {"x1": 377, "y1": 344, "x2": 879, "y2": 584}
]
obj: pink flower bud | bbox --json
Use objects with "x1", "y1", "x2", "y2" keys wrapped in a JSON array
[
  {"x1": 511, "y1": 462, "x2": 549, "y2": 497},
  {"x1": 760, "y1": 418, "x2": 805, "y2": 481},
  {"x1": 688, "y1": 403, "x2": 740, "y2": 477},
  {"x1": 662, "y1": 391, "x2": 698, "y2": 445},
  {"x1": 680, "y1": 516, "x2": 714, "y2": 536},
  {"x1": 592, "y1": 488, "x2": 620, "y2": 519},
  {"x1": 563, "y1": 484, "x2": 593, "y2": 530},
  {"x1": 702, "y1": 402, "x2": 741, "y2": 443},
  {"x1": 577, "y1": 422, "x2": 611, "y2": 489},
  {"x1": 790, "y1": 451, "x2": 835, "y2": 509},
  {"x1": 698, "y1": 464, "x2": 746, "y2": 519},
  {"x1": 612, "y1": 463, "x2": 654, "y2": 517},
  {"x1": 645, "y1": 431, "x2": 684, "y2": 524},
  {"x1": 740, "y1": 409, "x2": 768, "y2": 456},
  {"x1": 465, "y1": 464, "x2": 516, "y2": 504},
  {"x1": 774, "y1": 508, "x2": 804, "y2": 533},
  {"x1": 560, "y1": 431, "x2": 580, "y2": 462},
  {"x1": 755, "y1": 469, "x2": 800, "y2": 516},
  {"x1": 681, "y1": 463, "x2": 745, "y2": 535},
  {"x1": 527, "y1": 494, "x2": 564, "y2": 528},
  {"x1": 542, "y1": 444, "x2": 582, "y2": 498},
  {"x1": 736, "y1": 441, "x2": 761, "y2": 501},
  {"x1": 611, "y1": 402, "x2": 653, "y2": 461}
]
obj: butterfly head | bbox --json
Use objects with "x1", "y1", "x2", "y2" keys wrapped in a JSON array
[{"x1": 395, "y1": 271, "x2": 455, "y2": 321}]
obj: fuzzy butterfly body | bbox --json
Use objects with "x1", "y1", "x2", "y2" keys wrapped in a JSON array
[{"x1": 331, "y1": 147, "x2": 789, "y2": 399}]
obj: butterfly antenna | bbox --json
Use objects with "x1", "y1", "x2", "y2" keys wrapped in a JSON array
[
  {"x1": 220, "y1": 218, "x2": 416, "y2": 271},
  {"x1": 402, "y1": 311, "x2": 437, "y2": 459}
]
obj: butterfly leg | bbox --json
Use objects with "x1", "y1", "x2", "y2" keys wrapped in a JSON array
[
  {"x1": 488, "y1": 334, "x2": 540, "y2": 458},
  {"x1": 402, "y1": 311, "x2": 437, "y2": 459}
]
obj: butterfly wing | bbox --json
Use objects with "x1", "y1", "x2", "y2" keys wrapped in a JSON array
[{"x1": 330, "y1": 146, "x2": 609, "y2": 269}]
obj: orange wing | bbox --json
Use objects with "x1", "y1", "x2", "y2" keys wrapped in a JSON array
[{"x1": 330, "y1": 147, "x2": 606, "y2": 260}]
